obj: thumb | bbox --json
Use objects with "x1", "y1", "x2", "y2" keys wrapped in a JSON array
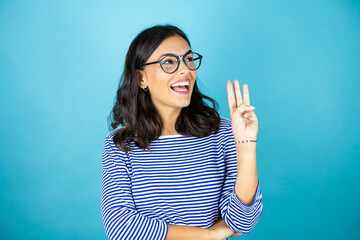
[
  {"x1": 235, "y1": 103, "x2": 255, "y2": 118},
  {"x1": 236, "y1": 103, "x2": 255, "y2": 114}
]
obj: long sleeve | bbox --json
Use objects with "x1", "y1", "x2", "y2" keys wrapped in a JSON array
[
  {"x1": 101, "y1": 133, "x2": 168, "y2": 240},
  {"x1": 218, "y1": 122, "x2": 263, "y2": 234}
]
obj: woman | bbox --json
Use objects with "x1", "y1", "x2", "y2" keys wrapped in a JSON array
[{"x1": 101, "y1": 25, "x2": 263, "y2": 240}]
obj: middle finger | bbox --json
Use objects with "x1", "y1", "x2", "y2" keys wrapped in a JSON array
[{"x1": 234, "y1": 79, "x2": 243, "y2": 107}]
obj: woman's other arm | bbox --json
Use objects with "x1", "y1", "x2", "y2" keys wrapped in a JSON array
[
  {"x1": 166, "y1": 224, "x2": 212, "y2": 240},
  {"x1": 166, "y1": 218, "x2": 240, "y2": 240}
]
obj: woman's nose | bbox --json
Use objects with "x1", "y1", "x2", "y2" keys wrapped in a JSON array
[{"x1": 177, "y1": 58, "x2": 190, "y2": 74}]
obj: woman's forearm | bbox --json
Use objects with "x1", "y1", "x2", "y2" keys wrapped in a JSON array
[
  {"x1": 234, "y1": 143, "x2": 258, "y2": 205},
  {"x1": 165, "y1": 224, "x2": 213, "y2": 240},
  {"x1": 165, "y1": 218, "x2": 237, "y2": 240}
]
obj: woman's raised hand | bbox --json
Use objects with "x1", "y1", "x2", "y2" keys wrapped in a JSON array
[{"x1": 226, "y1": 80, "x2": 258, "y2": 141}]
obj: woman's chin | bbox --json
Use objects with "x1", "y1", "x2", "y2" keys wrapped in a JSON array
[{"x1": 176, "y1": 99, "x2": 191, "y2": 108}]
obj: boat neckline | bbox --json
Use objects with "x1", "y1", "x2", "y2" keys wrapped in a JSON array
[{"x1": 157, "y1": 134, "x2": 184, "y2": 139}]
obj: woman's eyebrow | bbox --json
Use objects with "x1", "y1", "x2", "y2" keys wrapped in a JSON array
[{"x1": 158, "y1": 49, "x2": 192, "y2": 59}]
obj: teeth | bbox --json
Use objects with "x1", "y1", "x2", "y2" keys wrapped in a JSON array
[{"x1": 171, "y1": 81, "x2": 189, "y2": 87}]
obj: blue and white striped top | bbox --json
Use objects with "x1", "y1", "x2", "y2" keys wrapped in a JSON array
[{"x1": 101, "y1": 116, "x2": 263, "y2": 240}]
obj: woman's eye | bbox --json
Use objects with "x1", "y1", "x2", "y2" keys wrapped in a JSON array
[
  {"x1": 163, "y1": 59, "x2": 175, "y2": 65},
  {"x1": 185, "y1": 57, "x2": 193, "y2": 62}
]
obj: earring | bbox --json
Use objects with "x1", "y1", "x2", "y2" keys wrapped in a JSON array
[{"x1": 143, "y1": 87, "x2": 148, "y2": 91}]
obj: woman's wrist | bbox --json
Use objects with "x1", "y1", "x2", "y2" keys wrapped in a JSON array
[
  {"x1": 166, "y1": 224, "x2": 216, "y2": 240},
  {"x1": 206, "y1": 228, "x2": 217, "y2": 240},
  {"x1": 208, "y1": 218, "x2": 235, "y2": 240}
]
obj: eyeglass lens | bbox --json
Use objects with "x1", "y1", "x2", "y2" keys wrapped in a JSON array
[{"x1": 160, "y1": 52, "x2": 201, "y2": 73}]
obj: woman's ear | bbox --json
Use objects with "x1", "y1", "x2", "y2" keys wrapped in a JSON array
[{"x1": 136, "y1": 70, "x2": 147, "y2": 89}]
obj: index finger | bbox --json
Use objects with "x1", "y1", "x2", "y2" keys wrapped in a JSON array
[{"x1": 227, "y1": 81, "x2": 236, "y2": 112}]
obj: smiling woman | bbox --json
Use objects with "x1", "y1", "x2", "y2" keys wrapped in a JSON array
[
  {"x1": 109, "y1": 25, "x2": 220, "y2": 152},
  {"x1": 135, "y1": 35, "x2": 200, "y2": 134},
  {"x1": 101, "y1": 24, "x2": 263, "y2": 240}
]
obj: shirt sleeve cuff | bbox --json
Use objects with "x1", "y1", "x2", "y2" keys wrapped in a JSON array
[
  {"x1": 159, "y1": 220, "x2": 169, "y2": 240},
  {"x1": 224, "y1": 181, "x2": 263, "y2": 234},
  {"x1": 229, "y1": 181, "x2": 262, "y2": 215}
]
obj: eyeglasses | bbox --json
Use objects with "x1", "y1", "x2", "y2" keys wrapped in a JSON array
[{"x1": 141, "y1": 51, "x2": 203, "y2": 74}]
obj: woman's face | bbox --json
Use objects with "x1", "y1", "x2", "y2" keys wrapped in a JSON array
[{"x1": 138, "y1": 35, "x2": 197, "y2": 116}]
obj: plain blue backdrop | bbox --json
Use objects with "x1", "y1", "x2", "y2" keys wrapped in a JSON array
[{"x1": 1, "y1": 0, "x2": 359, "y2": 239}]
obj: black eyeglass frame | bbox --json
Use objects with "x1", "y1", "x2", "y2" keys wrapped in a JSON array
[{"x1": 140, "y1": 51, "x2": 203, "y2": 74}]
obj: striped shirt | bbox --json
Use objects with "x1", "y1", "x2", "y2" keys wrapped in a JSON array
[{"x1": 101, "y1": 116, "x2": 263, "y2": 240}]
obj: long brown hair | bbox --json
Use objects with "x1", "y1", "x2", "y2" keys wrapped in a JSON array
[{"x1": 108, "y1": 24, "x2": 220, "y2": 152}]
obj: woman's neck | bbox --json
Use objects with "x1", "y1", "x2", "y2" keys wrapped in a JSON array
[{"x1": 157, "y1": 107, "x2": 181, "y2": 136}]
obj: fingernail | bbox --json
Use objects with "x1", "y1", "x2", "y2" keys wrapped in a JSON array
[{"x1": 249, "y1": 106, "x2": 255, "y2": 109}]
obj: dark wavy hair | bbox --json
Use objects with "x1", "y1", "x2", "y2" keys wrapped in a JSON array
[{"x1": 108, "y1": 24, "x2": 220, "y2": 152}]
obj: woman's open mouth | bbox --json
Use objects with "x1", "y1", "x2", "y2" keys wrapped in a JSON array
[
  {"x1": 170, "y1": 85, "x2": 189, "y2": 94},
  {"x1": 170, "y1": 81, "x2": 190, "y2": 94}
]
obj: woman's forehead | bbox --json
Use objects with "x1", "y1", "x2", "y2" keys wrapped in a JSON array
[{"x1": 152, "y1": 35, "x2": 191, "y2": 57}]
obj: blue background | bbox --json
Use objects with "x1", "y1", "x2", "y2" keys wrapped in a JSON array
[{"x1": 1, "y1": 0, "x2": 359, "y2": 239}]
